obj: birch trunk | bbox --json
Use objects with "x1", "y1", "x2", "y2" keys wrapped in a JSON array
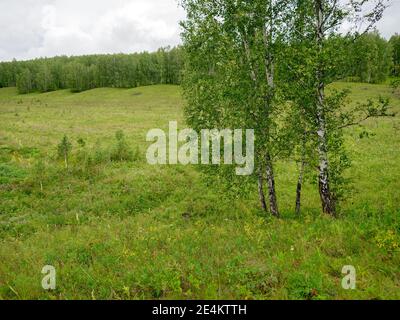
[
  {"x1": 295, "y1": 160, "x2": 305, "y2": 215},
  {"x1": 266, "y1": 153, "x2": 279, "y2": 217},
  {"x1": 315, "y1": 0, "x2": 335, "y2": 216},
  {"x1": 241, "y1": 2, "x2": 279, "y2": 217},
  {"x1": 263, "y1": 4, "x2": 279, "y2": 218},
  {"x1": 258, "y1": 170, "x2": 268, "y2": 212},
  {"x1": 242, "y1": 37, "x2": 268, "y2": 213}
]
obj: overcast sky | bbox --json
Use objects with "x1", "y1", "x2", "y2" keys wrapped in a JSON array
[{"x1": 0, "y1": 0, "x2": 399, "y2": 62}]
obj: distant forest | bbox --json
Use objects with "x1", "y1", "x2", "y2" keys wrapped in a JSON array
[
  {"x1": 0, "y1": 46, "x2": 183, "y2": 93},
  {"x1": 0, "y1": 32, "x2": 399, "y2": 94}
]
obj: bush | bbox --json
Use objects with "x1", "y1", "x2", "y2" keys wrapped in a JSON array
[
  {"x1": 57, "y1": 135, "x2": 72, "y2": 168},
  {"x1": 110, "y1": 130, "x2": 135, "y2": 162}
]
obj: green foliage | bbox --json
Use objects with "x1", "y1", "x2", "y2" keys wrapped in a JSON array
[
  {"x1": 354, "y1": 32, "x2": 393, "y2": 83},
  {"x1": 77, "y1": 137, "x2": 86, "y2": 148},
  {"x1": 57, "y1": 135, "x2": 72, "y2": 168},
  {"x1": 3, "y1": 32, "x2": 398, "y2": 93},
  {"x1": 390, "y1": 78, "x2": 400, "y2": 96},
  {"x1": 286, "y1": 31, "x2": 393, "y2": 85},
  {"x1": 36, "y1": 63, "x2": 56, "y2": 93},
  {"x1": 31, "y1": 158, "x2": 47, "y2": 191},
  {"x1": 389, "y1": 34, "x2": 400, "y2": 76},
  {"x1": 66, "y1": 62, "x2": 98, "y2": 93},
  {"x1": 0, "y1": 48, "x2": 183, "y2": 93},
  {"x1": 16, "y1": 69, "x2": 33, "y2": 94},
  {"x1": 2, "y1": 36, "x2": 398, "y2": 95},
  {"x1": 181, "y1": 0, "x2": 293, "y2": 206},
  {"x1": 57, "y1": 135, "x2": 72, "y2": 158},
  {"x1": 0, "y1": 163, "x2": 27, "y2": 184},
  {"x1": 287, "y1": 271, "x2": 325, "y2": 300},
  {"x1": 110, "y1": 130, "x2": 135, "y2": 162},
  {"x1": 374, "y1": 230, "x2": 400, "y2": 256},
  {"x1": 0, "y1": 84, "x2": 399, "y2": 299}
]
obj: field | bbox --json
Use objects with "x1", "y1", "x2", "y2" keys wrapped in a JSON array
[{"x1": 0, "y1": 83, "x2": 399, "y2": 300}]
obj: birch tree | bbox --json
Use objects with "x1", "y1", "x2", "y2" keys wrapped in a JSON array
[
  {"x1": 181, "y1": 0, "x2": 293, "y2": 217},
  {"x1": 286, "y1": 0, "x2": 390, "y2": 216}
]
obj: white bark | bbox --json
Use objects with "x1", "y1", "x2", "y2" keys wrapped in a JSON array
[{"x1": 316, "y1": 0, "x2": 335, "y2": 216}]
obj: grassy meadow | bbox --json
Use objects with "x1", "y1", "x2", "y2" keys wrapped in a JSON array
[{"x1": 0, "y1": 83, "x2": 399, "y2": 299}]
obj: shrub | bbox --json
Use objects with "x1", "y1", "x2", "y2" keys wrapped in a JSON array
[
  {"x1": 110, "y1": 130, "x2": 134, "y2": 162},
  {"x1": 57, "y1": 135, "x2": 72, "y2": 169}
]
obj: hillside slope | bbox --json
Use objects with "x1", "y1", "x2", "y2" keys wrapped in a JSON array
[{"x1": 0, "y1": 83, "x2": 399, "y2": 299}]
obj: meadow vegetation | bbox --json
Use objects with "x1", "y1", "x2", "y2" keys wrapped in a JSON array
[{"x1": 0, "y1": 83, "x2": 399, "y2": 299}]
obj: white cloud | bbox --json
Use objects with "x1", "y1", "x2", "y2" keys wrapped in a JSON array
[
  {"x1": 0, "y1": 0, "x2": 398, "y2": 62},
  {"x1": 375, "y1": 0, "x2": 400, "y2": 39},
  {"x1": 0, "y1": 0, "x2": 185, "y2": 61}
]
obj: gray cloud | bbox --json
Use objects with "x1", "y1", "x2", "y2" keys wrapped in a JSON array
[
  {"x1": 0, "y1": 0, "x2": 185, "y2": 61},
  {"x1": 375, "y1": 0, "x2": 400, "y2": 39},
  {"x1": 0, "y1": 0, "x2": 398, "y2": 62}
]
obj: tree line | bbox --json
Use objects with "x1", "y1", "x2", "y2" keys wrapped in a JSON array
[
  {"x1": 0, "y1": 47, "x2": 183, "y2": 93},
  {"x1": 340, "y1": 31, "x2": 400, "y2": 83},
  {"x1": 1, "y1": 31, "x2": 400, "y2": 95}
]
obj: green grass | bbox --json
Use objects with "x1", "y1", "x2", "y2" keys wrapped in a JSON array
[{"x1": 0, "y1": 83, "x2": 399, "y2": 300}]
